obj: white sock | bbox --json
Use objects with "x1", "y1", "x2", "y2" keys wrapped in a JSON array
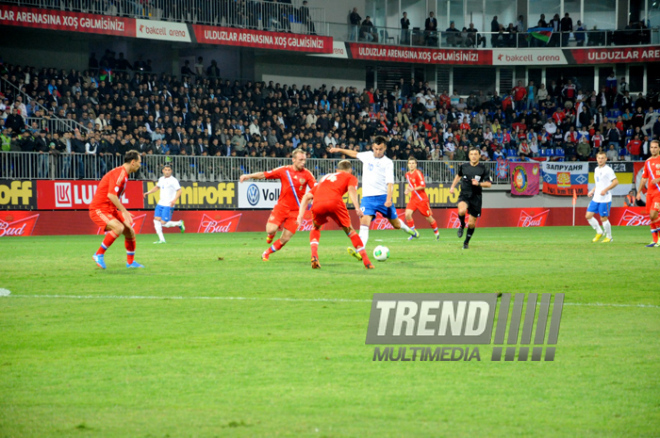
[
  {"x1": 588, "y1": 217, "x2": 603, "y2": 234},
  {"x1": 398, "y1": 221, "x2": 414, "y2": 235},
  {"x1": 359, "y1": 225, "x2": 370, "y2": 248},
  {"x1": 164, "y1": 220, "x2": 181, "y2": 228},
  {"x1": 603, "y1": 221, "x2": 611, "y2": 238},
  {"x1": 154, "y1": 220, "x2": 165, "y2": 241}
]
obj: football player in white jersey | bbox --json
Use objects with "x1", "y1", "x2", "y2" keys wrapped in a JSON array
[
  {"x1": 586, "y1": 151, "x2": 618, "y2": 243},
  {"x1": 143, "y1": 164, "x2": 185, "y2": 243},
  {"x1": 328, "y1": 136, "x2": 418, "y2": 260}
]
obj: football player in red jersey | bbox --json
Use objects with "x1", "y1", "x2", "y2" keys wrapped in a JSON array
[
  {"x1": 240, "y1": 149, "x2": 316, "y2": 260},
  {"x1": 637, "y1": 140, "x2": 660, "y2": 247},
  {"x1": 89, "y1": 150, "x2": 143, "y2": 269},
  {"x1": 297, "y1": 160, "x2": 373, "y2": 269},
  {"x1": 404, "y1": 157, "x2": 440, "y2": 240}
]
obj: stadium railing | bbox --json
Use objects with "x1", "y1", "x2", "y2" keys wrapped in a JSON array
[
  {"x1": 0, "y1": 152, "x2": 513, "y2": 184},
  {"x1": 3, "y1": 0, "x2": 326, "y2": 35},
  {"x1": 325, "y1": 23, "x2": 658, "y2": 49}
]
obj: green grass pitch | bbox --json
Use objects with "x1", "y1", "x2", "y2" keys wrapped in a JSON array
[{"x1": 1, "y1": 226, "x2": 658, "y2": 437}]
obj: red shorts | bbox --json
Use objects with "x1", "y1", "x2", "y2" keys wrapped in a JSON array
[
  {"x1": 89, "y1": 208, "x2": 126, "y2": 230},
  {"x1": 647, "y1": 192, "x2": 660, "y2": 213},
  {"x1": 268, "y1": 204, "x2": 298, "y2": 234},
  {"x1": 406, "y1": 195, "x2": 432, "y2": 217},
  {"x1": 312, "y1": 201, "x2": 352, "y2": 228}
]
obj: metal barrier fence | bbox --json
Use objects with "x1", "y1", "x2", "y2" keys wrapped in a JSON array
[
  {"x1": 0, "y1": 152, "x2": 511, "y2": 185},
  {"x1": 4, "y1": 0, "x2": 325, "y2": 34},
  {"x1": 326, "y1": 22, "x2": 659, "y2": 49},
  {"x1": 24, "y1": 117, "x2": 91, "y2": 134}
]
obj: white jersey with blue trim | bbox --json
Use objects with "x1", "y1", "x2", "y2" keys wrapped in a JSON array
[
  {"x1": 357, "y1": 151, "x2": 394, "y2": 197},
  {"x1": 157, "y1": 176, "x2": 181, "y2": 206},
  {"x1": 593, "y1": 165, "x2": 616, "y2": 203}
]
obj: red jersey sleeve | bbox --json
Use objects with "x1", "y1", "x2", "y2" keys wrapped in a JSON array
[
  {"x1": 110, "y1": 167, "x2": 128, "y2": 197},
  {"x1": 264, "y1": 167, "x2": 284, "y2": 180}
]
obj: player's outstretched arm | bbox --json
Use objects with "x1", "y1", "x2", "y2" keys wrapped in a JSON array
[
  {"x1": 449, "y1": 175, "x2": 461, "y2": 194},
  {"x1": 348, "y1": 186, "x2": 363, "y2": 218},
  {"x1": 297, "y1": 192, "x2": 313, "y2": 226},
  {"x1": 143, "y1": 186, "x2": 160, "y2": 198},
  {"x1": 637, "y1": 177, "x2": 648, "y2": 200},
  {"x1": 327, "y1": 147, "x2": 358, "y2": 158},
  {"x1": 239, "y1": 172, "x2": 266, "y2": 183}
]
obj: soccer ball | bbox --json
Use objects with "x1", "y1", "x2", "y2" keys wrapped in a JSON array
[{"x1": 373, "y1": 245, "x2": 390, "y2": 262}]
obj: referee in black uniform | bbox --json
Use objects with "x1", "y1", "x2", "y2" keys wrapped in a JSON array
[{"x1": 449, "y1": 147, "x2": 492, "y2": 249}]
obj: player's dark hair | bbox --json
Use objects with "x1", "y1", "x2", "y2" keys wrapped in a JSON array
[
  {"x1": 337, "y1": 160, "x2": 352, "y2": 170},
  {"x1": 124, "y1": 150, "x2": 139, "y2": 163},
  {"x1": 468, "y1": 147, "x2": 480, "y2": 153},
  {"x1": 374, "y1": 135, "x2": 388, "y2": 147},
  {"x1": 163, "y1": 163, "x2": 172, "y2": 170}
]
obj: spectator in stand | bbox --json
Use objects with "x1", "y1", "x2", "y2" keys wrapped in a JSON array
[
  {"x1": 445, "y1": 22, "x2": 461, "y2": 47},
  {"x1": 466, "y1": 23, "x2": 485, "y2": 48},
  {"x1": 349, "y1": 7, "x2": 362, "y2": 41},
  {"x1": 490, "y1": 16, "x2": 500, "y2": 47},
  {"x1": 549, "y1": 14, "x2": 561, "y2": 47},
  {"x1": 360, "y1": 16, "x2": 376, "y2": 42},
  {"x1": 575, "y1": 21, "x2": 586, "y2": 46},
  {"x1": 626, "y1": 134, "x2": 642, "y2": 160},
  {"x1": 400, "y1": 12, "x2": 410, "y2": 45},
  {"x1": 560, "y1": 13, "x2": 572, "y2": 47},
  {"x1": 425, "y1": 11, "x2": 438, "y2": 46}
]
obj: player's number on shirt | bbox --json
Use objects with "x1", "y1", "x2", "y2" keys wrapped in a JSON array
[{"x1": 323, "y1": 173, "x2": 338, "y2": 183}]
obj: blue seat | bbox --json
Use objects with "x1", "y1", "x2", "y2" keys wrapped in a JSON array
[{"x1": 546, "y1": 148, "x2": 554, "y2": 157}]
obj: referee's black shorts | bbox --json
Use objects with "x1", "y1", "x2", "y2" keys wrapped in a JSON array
[{"x1": 458, "y1": 194, "x2": 483, "y2": 218}]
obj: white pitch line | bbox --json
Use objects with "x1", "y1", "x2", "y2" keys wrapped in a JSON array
[{"x1": 3, "y1": 294, "x2": 660, "y2": 309}]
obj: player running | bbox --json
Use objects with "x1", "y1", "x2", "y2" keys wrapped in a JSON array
[
  {"x1": 449, "y1": 147, "x2": 492, "y2": 249},
  {"x1": 404, "y1": 157, "x2": 440, "y2": 240},
  {"x1": 586, "y1": 151, "x2": 618, "y2": 243},
  {"x1": 89, "y1": 150, "x2": 144, "y2": 269},
  {"x1": 239, "y1": 148, "x2": 316, "y2": 261},
  {"x1": 143, "y1": 164, "x2": 185, "y2": 244},
  {"x1": 296, "y1": 160, "x2": 374, "y2": 270},
  {"x1": 328, "y1": 136, "x2": 417, "y2": 261},
  {"x1": 637, "y1": 140, "x2": 660, "y2": 247}
]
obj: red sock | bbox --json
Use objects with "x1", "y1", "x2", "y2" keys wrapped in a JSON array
[
  {"x1": 310, "y1": 228, "x2": 320, "y2": 258},
  {"x1": 430, "y1": 219, "x2": 439, "y2": 233},
  {"x1": 349, "y1": 232, "x2": 371, "y2": 265},
  {"x1": 407, "y1": 220, "x2": 415, "y2": 229},
  {"x1": 652, "y1": 219, "x2": 660, "y2": 243},
  {"x1": 125, "y1": 237, "x2": 136, "y2": 264},
  {"x1": 97, "y1": 231, "x2": 118, "y2": 255},
  {"x1": 266, "y1": 232, "x2": 275, "y2": 244},
  {"x1": 265, "y1": 239, "x2": 285, "y2": 256}
]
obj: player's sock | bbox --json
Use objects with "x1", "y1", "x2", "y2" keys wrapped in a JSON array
[
  {"x1": 430, "y1": 219, "x2": 439, "y2": 235},
  {"x1": 310, "y1": 229, "x2": 320, "y2": 258},
  {"x1": 349, "y1": 231, "x2": 371, "y2": 266},
  {"x1": 266, "y1": 232, "x2": 276, "y2": 244},
  {"x1": 163, "y1": 221, "x2": 181, "y2": 228},
  {"x1": 587, "y1": 217, "x2": 603, "y2": 234},
  {"x1": 602, "y1": 221, "x2": 612, "y2": 238},
  {"x1": 464, "y1": 226, "x2": 476, "y2": 244},
  {"x1": 399, "y1": 222, "x2": 414, "y2": 234},
  {"x1": 458, "y1": 214, "x2": 466, "y2": 229},
  {"x1": 154, "y1": 220, "x2": 165, "y2": 241},
  {"x1": 264, "y1": 239, "x2": 285, "y2": 257},
  {"x1": 359, "y1": 225, "x2": 370, "y2": 247},
  {"x1": 406, "y1": 220, "x2": 415, "y2": 229},
  {"x1": 125, "y1": 237, "x2": 136, "y2": 264},
  {"x1": 651, "y1": 219, "x2": 660, "y2": 243},
  {"x1": 96, "y1": 230, "x2": 118, "y2": 255}
]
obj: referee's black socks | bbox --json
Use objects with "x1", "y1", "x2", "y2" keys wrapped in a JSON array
[
  {"x1": 464, "y1": 226, "x2": 475, "y2": 244},
  {"x1": 458, "y1": 214, "x2": 466, "y2": 229}
]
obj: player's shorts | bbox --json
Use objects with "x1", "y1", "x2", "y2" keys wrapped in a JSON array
[
  {"x1": 647, "y1": 192, "x2": 660, "y2": 213},
  {"x1": 587, "y1": 200, "x2": 611, "y2": 217},
  {"x1": 154, "y1": 204, "x2": 173, "y2": 222},
  {"x1": 458, "y1": 194, "x2": 482, "y2": 218},
  {"x1": 312, "y1": 201, "x2": 352, "y2": 228},
  {"x1": 89, "y1": 208, "x2": 126, "y2": 230},
  {"x1": 268, "y1": 204, "x2": 298, "y2": 234},
  {"x1": 406, "y1": 195, "x2": 432, "y2": 217},
  {"x1": 361, "y1": 195, "x2": 398, "y2": 220}
]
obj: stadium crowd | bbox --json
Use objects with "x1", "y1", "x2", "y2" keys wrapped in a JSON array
[{"x1": 1, "y1": 57, "x2": 660, "y2": 179}]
